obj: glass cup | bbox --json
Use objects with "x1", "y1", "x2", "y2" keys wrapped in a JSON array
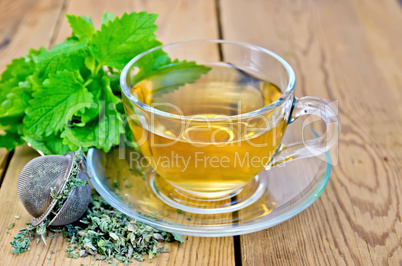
[{"x1": 120, "y1": 40, "x2": 339, "y2": 213}]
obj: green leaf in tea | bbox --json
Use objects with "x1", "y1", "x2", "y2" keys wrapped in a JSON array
[{"x1": 141, "y1": 60, "x2": 211, "y2": 97}]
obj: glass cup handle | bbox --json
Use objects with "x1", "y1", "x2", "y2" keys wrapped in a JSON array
[{"x1": 268, "y1": 96, "x2": 339, "y2": 168}]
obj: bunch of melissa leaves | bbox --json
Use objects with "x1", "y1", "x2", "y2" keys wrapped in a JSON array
[{"x1": 0, "y1": 11, "x2": 209, "y2": 154}]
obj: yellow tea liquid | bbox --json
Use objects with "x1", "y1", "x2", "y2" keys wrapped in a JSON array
[{"x1": 127, "y1": 63, "x2": 287, "y2": 192}]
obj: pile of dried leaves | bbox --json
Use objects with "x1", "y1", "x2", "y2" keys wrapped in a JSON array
[{"x1": 10, "y1": 192, "x2": 182, "y2": 264}]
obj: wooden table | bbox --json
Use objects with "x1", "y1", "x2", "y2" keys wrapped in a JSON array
[{"x1": 0, "y1": 0, "x2": 401, "y2": 265}]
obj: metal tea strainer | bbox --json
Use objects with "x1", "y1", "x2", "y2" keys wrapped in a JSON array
[{"x1": 17, "y1": 151, "x2": 91, "y2": 226}]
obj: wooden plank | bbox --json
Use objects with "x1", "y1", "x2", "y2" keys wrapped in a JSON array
[
  {"x1": 0, "y1": 0, "x2": 67, "y2": 264},
  {"x1": 54, "y1": 0, "x2": 219, "y2": 44},
  {"x1": 0, "y1": 148, "x2": 9, "y2": 182},
  {"x1": 220, "y1": 0, "x2": 402, "y2": 265},
  {"x1": 0, "y1": 145, "x2": 50, "y2": 265},
  {"x1": 0, "y1": 0, "x2": 65, "y2": 67},
  {"x1": 0, "y1": 0, "x2": 65, "y2": 182},
  {"x1": 1, "y1": 0, "x2": 234, "y2": 265}
]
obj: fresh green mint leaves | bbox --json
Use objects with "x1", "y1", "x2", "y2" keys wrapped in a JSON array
[
  {"x1": 90, "y1": 12, "x2": 160, "y2": 70},
  {"x1": 0, "y1": 11, "x2": 210, "y2": 154},
  {"x1": 24, "y1": 70, "x2": 93, "y2": 136}
]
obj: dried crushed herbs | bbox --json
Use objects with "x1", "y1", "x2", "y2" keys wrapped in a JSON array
[
  {"x1": 10, "y1": 223, "x2": 37, "y2": 254},
  {"x1": 10, "y1": 150, "x2": 89, "y2": 252},
  {"x1": 50, "y1": 151, "x2": 87, "y2": 215},
  {"x1": 175, "y1": 209, "x2": 192, "y2": 221},
  {"x1": 10, "y1": 192, "x2": 181, "y2": 263},
  {"x1": 7, "y1": 223, "x2": 15, "y2": 230}
]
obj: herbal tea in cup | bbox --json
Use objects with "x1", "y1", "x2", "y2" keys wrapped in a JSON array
[
  {"x1": 121, "y1": 40, "x2": 339, "y2": 212},
  {"x1": 128, "y1": 63, "x2": 286, "y2": 193}
]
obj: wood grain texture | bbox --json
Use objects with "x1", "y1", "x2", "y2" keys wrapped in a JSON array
[
  {"x1": 0, "y1": 145, "x2": 48, "y2": 266},
  {"x1": 0, "y1": 0, "x2": 65, "y2": 182},
  {"x1": 0, "y1": 0, "x2": 65, "y2": 68},
  {"x1": 1, "y1": 0, "x2": 401, "y2": 265},
  {"x1": 0, "y1": 0, "x2": 235, "y2": 265},
  {"x1": 0, "y1": 148, "x2": 10, "y2": 185},
  {"x1": 0, "y1": 141, "x2": 9, "y2": 164},
  {"x1": 53, "y1": 0, "x2": 219, "y2": 45},
  {"x1": 0, "y1": 0, "x2": 65, "y2": 194},
  {"x1": 0, "y1": 1, "x2": 66, "y2": 264},
  {"x1": 220, "y1": 0, "x2": 402, "y2": 265}
]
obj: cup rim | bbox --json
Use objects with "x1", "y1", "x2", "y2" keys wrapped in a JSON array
[{"x1": 120, "y1": 39, "x2": 296, "y2": 121}]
